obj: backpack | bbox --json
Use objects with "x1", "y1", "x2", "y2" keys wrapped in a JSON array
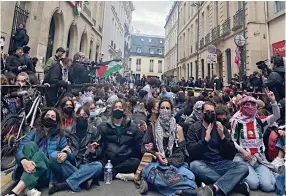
[{"x1": 23, "y1": 33, "x2": 29, "y2": 45}]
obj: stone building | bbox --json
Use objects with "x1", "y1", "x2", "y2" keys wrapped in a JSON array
[
  {"x1": 1, "y1": 1, "x2": 105, "y2": 72},
  {"x1": 177, "y1": 1, "x2": 271, "y2": 85},
  {"x1": 101, "y1": 1, "x2": 134, "y2": 73},
  {"x1": 164, "y1": 1, "x2": 179, "y2": 80},
  {"x1": 129, "y1": 34, "x2": 164, "y2": 81},
  {"x1": 266, "y1": 1, "x2": 285, "y2": 57}
]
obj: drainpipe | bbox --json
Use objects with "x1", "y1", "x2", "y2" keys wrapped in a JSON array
[
  {"x1": 264, "y1": 1, "x2": 271, "y2": 63},
  {"x1": 177, "y1": 2, "x2": 179, "y2": 81}
]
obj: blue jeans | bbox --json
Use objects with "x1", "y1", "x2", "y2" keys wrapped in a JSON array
[
  {"x1": 275, "y1": 172, "x2": 285, "y2": 195},
  {"x1": 49, "y1": 151, "x2": 77, "y2": 183},
  {"x1": 276, "y1": 137, "x2": 285, "y2": 152},
  {"x1": 66, "y1": 162, "x2": 103, "y2": 192},
  {"x1": 142, "y1": 162, "x2": 197, "y2": 196},
  {"x1": 234, "y1": 154, "x2": 275, "y2": 192},
  {"x1": 189, "y1": 160, "x2": 249, "y2": 195}
]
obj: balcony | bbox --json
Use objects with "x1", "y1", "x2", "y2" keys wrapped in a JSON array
[
  {"x1": 211, "y1": 25, "x2": 220, "y2": 42},
  {"x1": 199, "y1": 37, "x2": 204, "y2": 49},
  {"x1": 222, "y1": 18, "x2": 231, "y2": 35},
  {"x1": 83, "y1": 3, "x2": 91, "y2": 18},
  {"x1": 232, "y1": 8, "x2": 244, "y2": 30},
  {"x1": 98, "y1": 25, "x2": 102, "y2": 33},
  {"x1": 205, "y1": 33, "x2": 210, "y2": 45}
]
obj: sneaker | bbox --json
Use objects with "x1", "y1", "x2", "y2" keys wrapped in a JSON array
[
  {"x1": 138, "y1": 179, "x2": 148, "y2": 194},
  {"x1": 196, "y1": 185, "x2": 214, "y2": 196},
  {"x1": 5, "y1": 192, "x2": 17, "y2": 196},
  {"x1": 116, "y1": 173, "x2": 135, "y2": 181},
  {"x1": 82, "y1": 179, "x2": 93, "y2": 190},
  {"x1": 48, "y1": 182, "x2": 70, "y2": 195},
  {"x1": 234, "y1": 182, "x2": 250, "y2": 196},
  {"x1": 24, "y1": 188, "x2": 41, "y2": 196},
  {"x1": 272, "y1": 157, "x2": 285, "y2": 168}
]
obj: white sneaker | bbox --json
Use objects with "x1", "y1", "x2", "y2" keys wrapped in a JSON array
[
  {"x1": 115, "y1": 173, "x2": 135, "y2": 181},
  {"x1": 272, "y1": 157, "x2": 285, "y2": 168},
  {"x1": 24, "y1": 188, "x2": 41, "y2": 196}
]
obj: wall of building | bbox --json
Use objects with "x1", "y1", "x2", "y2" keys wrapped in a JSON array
[
  {"x1": 130, "y1": 55, "x2": 164, "y2": 79},
  {"x1": 1, "y1": 1, "x2": 104, "y2": 73},
  {"x1": 164, "y1": 2, "x2": 178, "y2": 77},
  {"x1": 176, "y1": 1, "x2": 269, "y2": 85}
]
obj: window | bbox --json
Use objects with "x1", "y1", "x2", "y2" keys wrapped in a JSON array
[
  {"x1": 150, "y1": 48, "x2": 154, "y2": 54},
  {"x1": 160, "y1": 40, "x2": 163, "y2": 44},
  {"x1": 141, "y1": 38, "x2": 144, "y2": 42},
  {"x1": 114, "y1": 43, "x2": 116, "y2": 49},
  {"x1": 226, "y1": 1, "x2": 230, "y2": 18},
  {"x1": 158, "y1": 49, "x2": 162, "y2": 55},
  {"x1": 215, "y1": 2, "x2": 219, "y2": 26},
  {"x1": 149, "y1": 39, "x2": 152, "y2": 42},
  {"x1": 136, "y1": 59, "x2": 141, "y2": 71},
  {"x1": 137, "y1": 47, "x2": 141, "y2": 53},
  {"x1": 276, "y1": 1, "x2": 285, "y2": 12},
  {"x1": 128, "y1": 58, "x2": 132, "y2": 69},
  {"x1": 149, "y1": 59, "x2": 154, "y2": 72},
  {"x1": 201, "y1": 59, "x2": 205, "y2": 78},
  {"x1": 111, "y1": 40, "x2": 113, "y2": 47},
  {"x1": 237, "y1": 1, "x2": 242, "y2": 10},
  {"x1": 158, "y1": 60, "x2": 162, "y2": 73}
]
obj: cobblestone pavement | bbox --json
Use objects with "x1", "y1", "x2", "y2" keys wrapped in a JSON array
[{"x1": 22, "y1": 180, "x2": 276, "y2": 196}]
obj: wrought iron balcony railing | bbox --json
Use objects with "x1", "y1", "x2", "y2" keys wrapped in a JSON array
[
  {"x1": 199, "y1": 37, "x2": 204, "y2": 49},
  {"x1": 233, "y1": 8, "x2": 244, "y2": 30},
  {"x1": 205, "y1": 33, "x2": 210, "y2": 45},
  {"x1": 211, "y1": 25, "x2": 220, "y2": 42},
  {"x1": 222, "y1": 18, "x2": 231, "y2": 35},
  {"x1": 83, "y1": 3, "x2": 91, "y2": 18}
]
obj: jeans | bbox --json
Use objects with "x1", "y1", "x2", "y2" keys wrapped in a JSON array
[
  {"x1": 189, "y1": 159, "x2": 249, "y2": 195},
  {"x1": 66, "y1": 162, "x2": 103, "y2": 192},
  {"x1": 234, "y1": 154, "x2": 275, "y2": 192},
  {"x1": 275, "y1": 172, "x2": 285, "y2": 195},
  {"x1": 142, "y1": 162, "x2": 197, "y2": 196},
  {"x1": 276, "y1": 137, "x2": 285, "y2": 152}
]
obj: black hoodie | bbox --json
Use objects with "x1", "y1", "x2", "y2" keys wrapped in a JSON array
[{"x1": 265, "y1": 66, "x2": 285, "y2": 101}]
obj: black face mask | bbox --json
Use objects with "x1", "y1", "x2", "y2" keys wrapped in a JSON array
[
  {"x1": 217, "y1": 118, "x2": 229, "y2": 129},
  {"x1": 43, "y1": 117, "x2": 57, "y2": 128},
  {"x1": 113, "y1": 109, "x2": 124, "y2": 119},
  {"x1": 76, "y1": 116, "x2": 88, "y2": 137},
  {"x1": 63, "y1": 107, "x2": 74, "y2": 116},
  {"x1": 204, "y1": 112, "x2": 216, "y2": 123}
]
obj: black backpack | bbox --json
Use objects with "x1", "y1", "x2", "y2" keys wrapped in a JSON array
[{"x1": 23, "y1": 34, "x2": 29, "y2": 45}]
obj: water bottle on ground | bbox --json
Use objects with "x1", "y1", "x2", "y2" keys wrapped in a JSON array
[{"x1": 104, "y1": 160, "x2": 113, "y2": 184}]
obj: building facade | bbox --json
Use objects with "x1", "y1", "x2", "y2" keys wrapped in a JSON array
[
  {"x1": 1, "y1": 1, "x2": 105, "y2": 72},
  {"x1": 129, "y1": 34, "x2": 165, "y2": 80},
  {"x1": 177, "y1": 1, "x2": 270, "y2": 85},
  {"x1": 266, "y1": 1, "x2": 285, "y2": 57},
  {"x1": 164, "y1": 2, "x2": 179, "y2": 79},
  {"x1": 101, "y1": 1, "x2": 134, "y2": 73}
]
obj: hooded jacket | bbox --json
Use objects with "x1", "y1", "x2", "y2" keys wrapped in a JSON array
[
  {"x1": 264, "y1": 66, "x2": 285, "y2": 100},
  {"x1": 13, "y1": 28, "x2": 26, "y2": 49},
  {"x1": 97, "y1": 117, "x2": 143, "y2": 165}
]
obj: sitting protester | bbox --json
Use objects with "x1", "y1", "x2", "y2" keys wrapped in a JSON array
[
  {"x1": 215, "y1": 104, "x2": 231, "y2": 130},
  {"x1": 187, "y1": 102, "x2": 250, "y2": 196},
  {"x1": 183, "y1": 101, "x2": 205, "y2": 135},
  {"x1": 230, "y1": 90, "x2": 280, "y2": 192},
  {"x1": 83, "y1": 101, "x2": 103, "y2": 127},
  {"x1": 8, "y1": 108, "x2": 74, "y2": 196},
  {"x1": 49, "y1": 106, "x2": 103, "y2": 194},
  {"x1": 97, "y1": 100, "x2": 143, "y2": 181},
  {"x1": 140, "y1": 98, "x2": 209, "y2": 196},
  {"x1": 59, "y1": 97, "x2": 75, "y2": 127}
]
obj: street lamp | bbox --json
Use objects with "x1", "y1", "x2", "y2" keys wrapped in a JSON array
[{"x1": 191, "y1": 1, "x2": 202, "y2": 80}]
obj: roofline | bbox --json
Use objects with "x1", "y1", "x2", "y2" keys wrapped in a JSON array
[
  {"x1": 131, "y1": 34, "x2": 165, "y2": 39},
  {"x1": 164, "y1": 1, "x2": 179, "y2": 28}
]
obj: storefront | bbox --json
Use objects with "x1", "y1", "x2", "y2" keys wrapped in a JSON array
[{"x1": 272, "y1": 40, "x2": 286, "y2": 56}]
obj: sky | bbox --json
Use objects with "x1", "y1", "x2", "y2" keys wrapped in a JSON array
[{"x1": 131, "y1": 1, "x2": 174, "y2": 37}]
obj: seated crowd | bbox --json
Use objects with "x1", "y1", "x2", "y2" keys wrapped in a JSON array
[{"x1": 4, "y1": 80, "x2": 285, "y2": 196}]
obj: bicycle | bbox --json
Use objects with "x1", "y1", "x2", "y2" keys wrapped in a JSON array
[{"x1": 1, "y1": 85, "x2": 46, "y2": 170}]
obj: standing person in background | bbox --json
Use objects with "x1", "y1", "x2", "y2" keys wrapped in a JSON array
[
  {"x1": 12, "y1": 23, "x2": 28, "y2": 51},
  {"x1": 5, "y1": 47, "x2": 26, "y2": 75},
  {"x1": 141, "y1": 74, "x2": 146, "y2": 86},
  {"x1": 22, "y1": 46, "x2": 35, "y2": 73},
  {"x1": 44, "y1": 47, "x2": 65, "y2": 74},
  {"x1": 69, "y1": 52, "x2": 89, "y2": 84}
]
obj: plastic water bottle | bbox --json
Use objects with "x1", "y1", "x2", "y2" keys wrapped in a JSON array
[{"x1": 104, "y1": 160, "x2": 113, "y2": 184}]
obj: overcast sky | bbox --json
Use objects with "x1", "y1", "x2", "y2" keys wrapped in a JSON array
[{"x1": 131, "y1": 1, "x2": 174, "y2": 37}]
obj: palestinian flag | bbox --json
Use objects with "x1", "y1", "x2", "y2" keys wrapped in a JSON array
[
  {"x1": 96, "y1": 60, "x2": 122, "y2": 79},
  {"x1": 75, "y1": 1, "x2": 81, "y2": 16}
]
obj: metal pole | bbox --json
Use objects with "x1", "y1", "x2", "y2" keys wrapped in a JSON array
[
  {"x1": 240, "y1": 1, "x2": 246, "y2": 76},
  {"x1": 196, "y1": 4, "x2": 200, "y2": 80}
]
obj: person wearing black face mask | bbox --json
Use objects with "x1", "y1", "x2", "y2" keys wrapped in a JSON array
[
  {"x1": 9, "y1": 108, "x2": 75, "y2": 196},
  {"x1": 97, "y1": 100, "x2": 143, "y2": 182},
  {"x1": 49, "y1": 106, "x2": 103, "y2": 194},
  {"x1": 186, "y1": 102, "x2": 250, "y2": 196},
  {"x1": 215, "y1": 104, "x2": 231, "y2": 130},
  {"x1": 59, "y1": 97, "x2": 75, "y2": 127}
]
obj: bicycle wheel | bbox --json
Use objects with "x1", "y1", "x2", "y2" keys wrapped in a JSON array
[
  {"x1": 1, "y1": 144, "x2": 16, "y2": 170},
  {"x1": 1, "y1": 114, "x2": 22, "y2": 145}
]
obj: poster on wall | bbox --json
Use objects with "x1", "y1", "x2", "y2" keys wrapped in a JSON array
[{"x1": 272, "y1": 40, "x2": 286, "y2": 56}]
